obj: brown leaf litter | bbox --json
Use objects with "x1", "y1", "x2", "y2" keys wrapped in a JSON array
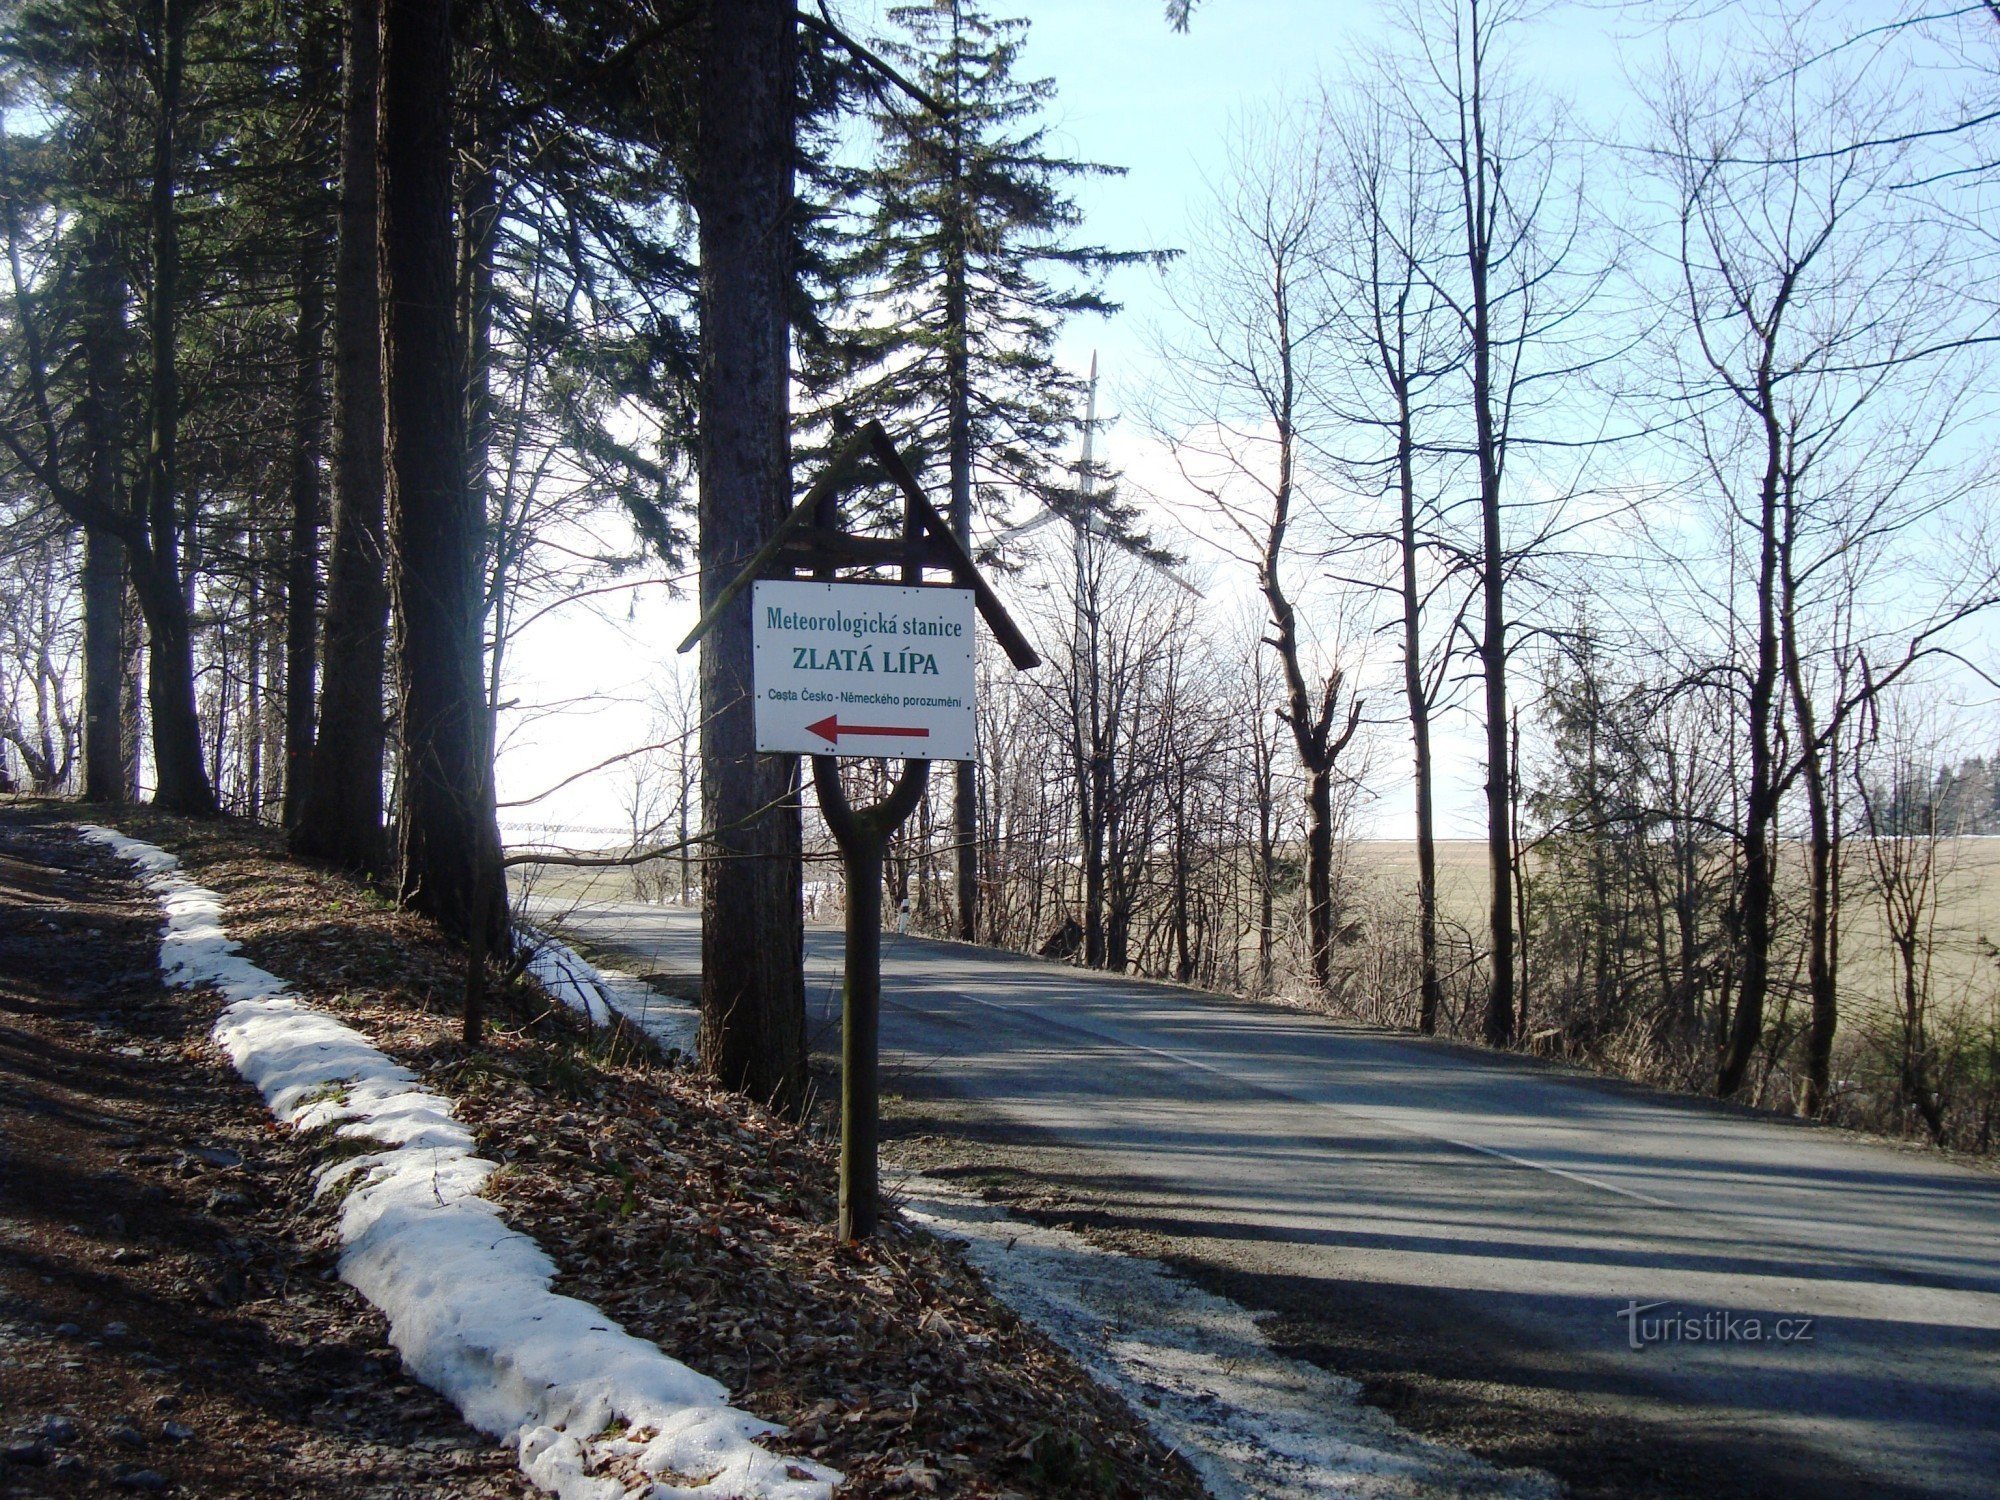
[{"x1": 50, "y1": 806, "x2": 1207, "y2": 1500}]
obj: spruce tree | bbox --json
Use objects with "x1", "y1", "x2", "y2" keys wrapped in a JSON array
[
  {"x1": 812, "y1": 0, "x2": 1157, "y2": 942},
  {"x1": 0, "y1": 0, "x2": 325, "y2": 818}
]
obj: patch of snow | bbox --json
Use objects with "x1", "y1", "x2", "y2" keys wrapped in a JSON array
[
  {"x1": 77, "y1": 824, "x2": 834, "y2": 1500},
  {"x1": 518, "y1": 926, "x2": 700, "y2": 1059},
  {"x1": 520, "y1": 927, "x2": 618, "y2": 1027},
  {"x1": 903, "y1": 1179, "x2": 1556, "y2": 1500}
]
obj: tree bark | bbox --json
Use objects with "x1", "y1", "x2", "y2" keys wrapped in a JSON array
[
  {"x1": 1081, "y1": 744, "x2": 1107, "y2": 966},
  {"x1": 693, "y1": 0, "x2": 807, "y2": 1111},
  {"x1": 1472, "y1": 301, "x2": 1513, "y2": 1045},
  {"x1": 381, "y1": 0, "x2": 502, "y2": 942},
  {"x1": 79, "y1": 231, "x2": 129, "y2": 805},
  {"x1": 1797, "y1": 772, "x2": 1838, "y2": 1110},
  {"x1": 1078, "y1": 558, "x2": 1108, "y2": 969},
  {"x1": 282, "y1": 246, "x2": 329, "y2": 827},
  {"x1": 81, "y1": 528, "x2": 127, "y2": 802},
  {"x1": 139, "y1": 0, "x2": 216, "y2": 816},
  {"x1": 943, "y1": 100, "x2": 979, "y2": 945},
  {"x1": 1105, "y1": 853, "x2": 1133, "y2": 973},
  {"x1": 1304, "y1": 763, "x2": 1335, "y2": 989},
  {"x1": 1255, "y1": 743, "x2": 1275, "y2": 988},
  {"x1": 947, "y1": 286, "x2": 979, "y2": 945},
  {"x1": 1782, "y1": 517, "x2": 1840, "y2": 1114},
  {"x1": 1396, "y1": 385, "x2": 1442, "y2": 1033},
  {"x1": 456, "y1": 28, "x2": 499, "y2": 611},
  {"x1": 294, "y1": 0, "x2": 388, "y2": 872},
  {"x1": 1716, "y1": 376, "x2": 1786, "y2": 1098}
]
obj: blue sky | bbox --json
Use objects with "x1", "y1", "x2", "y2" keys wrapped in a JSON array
[
  {"x1": 1010, "y1": 0, "x2": 1371, "y2": 388},
  {"x1": 998, "y1": 0, "x2": 1637, "y2": 385},
  {"x1": 498, "y1": 2, "x2": 1997, "y2": 842}
]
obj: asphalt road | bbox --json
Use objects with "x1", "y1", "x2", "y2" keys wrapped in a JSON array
[{"x1": 545, "y1": 901, "x2": 2000, "y2": 1500}]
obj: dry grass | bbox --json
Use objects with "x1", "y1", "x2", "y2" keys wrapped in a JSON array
[
  {"x1": 518, "y1": 836, "x2": 2000, "y2": 1024},
  {"x1": 1342, "y1": 837, "x2": 2000, "y2": 1023}
]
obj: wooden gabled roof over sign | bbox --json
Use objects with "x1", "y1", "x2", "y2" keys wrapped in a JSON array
[{"x1": 676, "y1": 420, "x2": 1041, "y2": 671}]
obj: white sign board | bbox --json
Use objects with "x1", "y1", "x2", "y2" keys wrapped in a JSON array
[{"x1": 752, "y1": 580, "x2": 976, "y2": 761}]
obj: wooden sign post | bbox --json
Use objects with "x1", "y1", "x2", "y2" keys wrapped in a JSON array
[{"x1": 681, "y1": 423, "x2": 1036, "y2": 1240}]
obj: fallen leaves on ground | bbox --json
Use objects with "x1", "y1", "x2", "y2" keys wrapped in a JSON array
[
  {"x1": 104, "y1": 808, "x2": 1205, "y2": 1500},
  {"x1": 0, "y1": 804, "x2": 534, "y2": 1499}
]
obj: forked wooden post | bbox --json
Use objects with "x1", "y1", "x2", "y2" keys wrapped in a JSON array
[{"x1": 811, "y1": 754, "x2": 930, "y2": 1240}]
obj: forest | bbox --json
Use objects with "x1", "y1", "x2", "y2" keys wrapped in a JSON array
[{"x1": 3, "y1": 0, "x2": 1999, "y2": 1155}]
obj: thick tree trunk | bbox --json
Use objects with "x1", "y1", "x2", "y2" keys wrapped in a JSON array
[
  {"x1": 1475, "y1": 415, "x2": 1512, "y2": 1044},
  {"x1": 1675, "y1": 837, "x2": 1701, "y2": 1041},
  {"x1": 944, "y1": 199, "x2": 979, "y2": 944},
  {"x1": 1082, "y1": 738, "x2": 1107, "y2": 967},
  {"x1": 1106, "y1": 857, "x2": 1132, "y2": 973},
  {"x1": 79, "y1": 232, "x2": 129, "y2": 805},
  {"x1": 1305, "y1": 764, "x2": 1334, "y2": 993},
  {"x1": 293, "y1": 0, "x2": 388, "y2": 872},
  {"x1": 948, "y1": 401, "x2": 978, "y2": 942},
  {"x1": 136, "y1": 566, "x2": 210, "y2": 813},
  {"x1": 459, "y1": 77, "x2": 504, "y2": 732},
  {"x1": 282, "y1": 250, "x2": 328, "y2": 827},
  {"x1": 693, "y1": 0, "x2": 807, "y2": 1110},
  {"x1": 1256, "y1": 773, "x2": 1275, "y2": 988},
  {"x1": 456, "y1": 40, "x2": 499, "y2": 606},
  {"x1": 1172, "y1": 825, "x2": 1194, "y2": 983},
  {"x1": 381, "y1": 0, "x2": 502, "y2": 943},
  {"x1": 1783, "y1": 543, "x2": 1839, "y2": 1115},
  {"x1": 1799, "y1": 806, "x2": 1837, "y2": 1111},
  {"x1": 141, "y1": 0, "x2": 216, "y2": 816},
  {"x1": 81, "y1": 528, "x2": 126, "y2": 802}
]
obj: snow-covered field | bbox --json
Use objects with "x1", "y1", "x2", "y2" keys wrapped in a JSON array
[{"x1": 77, "y1": 825, "x2": 832, "y2": 1500}]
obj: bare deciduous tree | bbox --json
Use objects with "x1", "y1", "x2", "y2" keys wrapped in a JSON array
[
  {"x1": 1151, "y1": 112, "x2": 1363, "y2": 995},
  {"x1": 1642, "y1": 25, "x2": 2000, "y2": 1102}
]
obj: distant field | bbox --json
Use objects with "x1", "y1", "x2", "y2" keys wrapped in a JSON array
[
  {"x1": 1345, "y1": 838, "x2": 2000, "y2": 1021},
  {"x1": 514, "y1": 862, "x2": 672, "y2": 910},
  {"x1": 511, "y1": 854, "x2": 847, "y2": 923},
  {"x1": 1343, "y1": 839, "x2": 1491, "y2": 930},
  {"x1": 515, "y1": 837, "x2": 2000, "y2": 1023}
]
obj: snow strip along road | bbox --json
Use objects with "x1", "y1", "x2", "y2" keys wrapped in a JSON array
[
  {"x1": 521, "y1": 929, "x2": 699, "y2": 1059},
  {"x1": 78, "y1": 827, "x2": 836, "y2": 1500},
  {"x1": 903, "y1": 1183, "x2": 1552, "y2": 1499},
  {"x1": 530, "y1": 901, "x2": 1556, "y2": 1497},
  {"x1": 544, "y1": 899, "x2": 2000, "y2": 1500}
]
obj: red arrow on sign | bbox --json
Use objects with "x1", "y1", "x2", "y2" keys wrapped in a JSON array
[{"x1": 806, "y1": 714, "x2": 930, "y2": 745}]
